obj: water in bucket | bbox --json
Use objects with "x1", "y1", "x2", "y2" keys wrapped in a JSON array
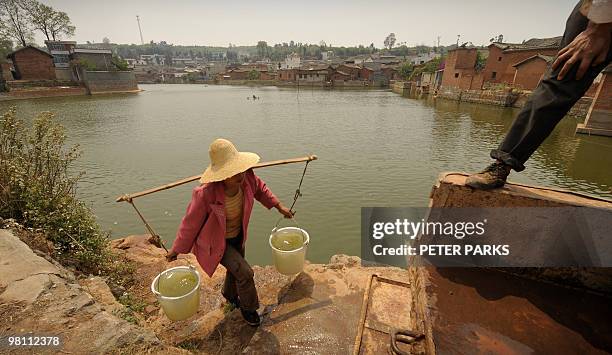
[
  {"x1": 158, "y1": 269, "x2": 198, "y2": 297},
  {"x1": 271, "y1": 232, "x2": 305, "y2": 251},
  {"x1": 151, "y1": 266, "x2": 200, "y2": 321},
  {"x1": 269, "y1": 226, "x2": 309, "y2": 275}
]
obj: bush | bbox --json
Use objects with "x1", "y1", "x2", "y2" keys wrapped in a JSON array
[
  {"x1": 111, "y1": 55, "x2": 130, "y2": 71},
  {"x1": 0, "y1": 107, "x2": 115, "y2": 274},
  {"x1": 247, "y1": 69, "x2": 260, "y2": 80}
]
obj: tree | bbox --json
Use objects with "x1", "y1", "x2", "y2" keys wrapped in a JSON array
[
  {"x1": 48, "y1": 10, "x2": 74, "y2": 40},
  {"x1": 256, "y1": 40, "x2": 268, "y2": 59},
  {"x1": 489, "y1": 34, "x2": 504, "y2": 43},
  {"x1": 102, "y1": 37, "x2": 110, "y2": 44},
  {"x1": 0, "y1": 0, "x2": 33, "y2": 47},
  {"x1": 384, "y1": 33, "x2": 396, "y2": 50},
  {"x1": 0, "y1": 38, "x2": 12, "y2": 61},
  {"x1": 247, "y1": 69, "x2": 260, "y2": 80},
  {"x1": 319, "y1": 40, "x2": 326, "y2": 48},
  {"x1": 21, "y1": 0, "x2": 74, "y2": 41},
  {"x1": 398, "y1": 62, "x2": 413, "y2": 80}
]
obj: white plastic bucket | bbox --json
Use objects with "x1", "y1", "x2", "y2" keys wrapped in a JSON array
[
  {"x1": 269, "y1": 223, "x2": 309, "y2": 275},
  {"x1": 151, "y1": 265, "x2": 200, "y2": 321}
]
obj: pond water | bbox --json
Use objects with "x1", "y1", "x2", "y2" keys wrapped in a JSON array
[{"x1": 2, "y1": 84, "x2": 611, "y2": 265}]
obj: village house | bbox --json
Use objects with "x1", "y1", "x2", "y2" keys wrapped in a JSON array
[
  {"x1": 482, "y1": 37, "x2": 561, "y2": 86},
  {"x1": 281, "y1": 53, "x2": 301, "y2": 69},
  {"x1": 321, "y1": 51, "x2": 334, "y2": 61},
  {"x1": 223, "y1": 69, "x2": 250, "y2": 80},
  {"x1": 297, "y1": 64, "x2": 332, "y2": 83},
  {"x1": 336, "y1": 64, "x2": 361, "y2": 80},
  {"x1": 140, "y1": 54, "x2": 166, "y2": 66},
  {"x1": 45, "y1": 40, "x2": 76, "y2": 80},
  {"x1": 439, "y1": 45, "x2": 484, "y2": 90},
  {"x1": 278, "y1": 68, "x2": 297, "y2": 81},
  {"x1": 511, "y1": 54, "x2": 554, "y2": 90},
  {"x1": 411, "y1": 51, "x2": 441, "y2": 65},
  {"x1": 6, "y1": 46, "x2": 55, "y2": 80},
  {"x1": 359, "y1": 66, "x2": 374, "y2": 81},
  {"x1": 72, "y1": 48, "x2": 113, "y2": 70},
  {"x1": 380, "y1": 64, "x2": 399, "y2": 81},
  {"x1": 330, "y1": 70, "x2": 351, "y2": 81}
]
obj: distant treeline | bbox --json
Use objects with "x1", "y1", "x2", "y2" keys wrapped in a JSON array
[{"x1": 110, "y1": 40, "x2": 449, "y2": 62}]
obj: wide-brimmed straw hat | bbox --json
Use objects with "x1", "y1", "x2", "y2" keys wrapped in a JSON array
[{"x1": 199, "y1": 139, "x2": 260, "y2": 183}]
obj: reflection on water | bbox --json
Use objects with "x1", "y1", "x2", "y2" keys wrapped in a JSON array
[{"x1": 1, "y1": 85, "x2": 610, "y2": 265}]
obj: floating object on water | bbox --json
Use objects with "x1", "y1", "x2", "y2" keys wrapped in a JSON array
[
  {"x1": 269, "y1": 219, "x2": 309, "y2": 275},
  {"x1": 151, "y1": 266, "x2": 200, "y2": 321}
]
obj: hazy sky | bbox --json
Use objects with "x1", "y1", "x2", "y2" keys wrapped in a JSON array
[{"x1": 39, "y1": 0, "x2": 577, "y2": 47}]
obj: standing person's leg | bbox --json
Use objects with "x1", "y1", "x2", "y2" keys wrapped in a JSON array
[
  {"x1": 221, "y1": 235, "x2": 241, "y2": 306},
  {"x1": 466, "y1": 1, "x2": 611, "y2": 189},
  {"x1": 219, "y1": 232, "x2": 261, "y2": 325}
]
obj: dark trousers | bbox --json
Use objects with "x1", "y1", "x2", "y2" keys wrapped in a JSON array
[
  {"x1": 220, "y1": 231, "x2": 259, "y2": 312},
  {"x1": 491, "y1": 1, "x2": 612, "y2": 171}
]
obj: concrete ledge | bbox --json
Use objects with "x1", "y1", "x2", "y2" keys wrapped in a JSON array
[
  {"x1": 431, "y1": 172, "x2": 612, "y2": 209},
  {"x1": 429, "y1": 172, "x2": 612, "y2": 295},
  {"x1": 576, "y1": 123, "x2": 612, "y2": 137}
]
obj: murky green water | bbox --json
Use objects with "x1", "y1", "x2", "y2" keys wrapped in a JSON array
[{"x1": 2, "y1": 84, "x2": 611, "y2": 265}]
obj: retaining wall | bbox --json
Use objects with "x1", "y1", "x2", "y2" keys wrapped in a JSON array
[{"x1": 81, "y1": 71, "x2": 139, "y2": 94}]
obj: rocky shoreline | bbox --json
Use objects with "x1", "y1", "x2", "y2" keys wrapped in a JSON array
[{"x1": 1, "y1": 229, "x2": 424, "y2": 354}]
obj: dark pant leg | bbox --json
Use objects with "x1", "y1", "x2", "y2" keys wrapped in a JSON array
[
  {"x1": 490, "y1": 1, "x2": 611, "y2": 171},
  {"x1": 220, "y1": 232, "x2": 259, "y2": 311}
]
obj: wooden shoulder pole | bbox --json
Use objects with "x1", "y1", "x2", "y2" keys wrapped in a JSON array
[{"x1": 116, "y1": 155, "x2": 317, "y2": 203}]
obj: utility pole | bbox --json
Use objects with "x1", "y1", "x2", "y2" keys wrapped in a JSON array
[{"x1": 136, "y1": 15, "x2": 144, "y2": 45}]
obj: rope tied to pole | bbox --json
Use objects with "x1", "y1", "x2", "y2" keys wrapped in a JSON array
[{"x1": 289, "y1": 160, "x2": 310, "y2": 214}]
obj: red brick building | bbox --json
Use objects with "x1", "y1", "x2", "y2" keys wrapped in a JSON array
[
  {"x1": 6, "y1": 46, "x2": 55, "y2": 80},
  {"x1": 511, "y1": 55, "x2": 553, "y2": 90},
  {"x1": 440, "y1": 46, "x2": 483, "y2": 90},
  {"x1": 224, "y1": 69, "x2": 249, "y2": 80},
  {"x1": 337, "y1": 64, "x2": 360, "y2": 80},
  {"x1": 482, "y1": 37, "x2": 560, "y2": 86},
  {"x1": 359, "y1": 67, "x2": 374, "y2": 81},
  {"x1": 331, "y1": 70, "x2": 351, "y2": 81},
  {"x1": 278, "y1": 68, "x2": 297, "y2": 81},
  {"x1": 381, "y1": 65, "x2": 399, "y2": 81}
]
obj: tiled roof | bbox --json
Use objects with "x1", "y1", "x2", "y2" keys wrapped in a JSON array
[
  {"x1": 6, "y1": 45, "x2": 53, "y2": 58},
  {"x1": 491, "y1": 36, "x2": 562, "y2": 52},
  {"x1": 512, "y1": 54, "x2": 555, "y2": 67}
]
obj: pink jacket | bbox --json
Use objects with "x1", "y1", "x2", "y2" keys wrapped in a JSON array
[{"x1": 170, "y1": 169, "x2": 280, "y2": 277}]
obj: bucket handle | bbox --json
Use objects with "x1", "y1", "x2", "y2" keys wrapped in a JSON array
[{"x1": 272, "y1": 216, "x2": 309, "y2": 246}]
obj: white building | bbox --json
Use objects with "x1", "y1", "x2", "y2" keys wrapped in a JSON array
[
  {"x1": 410, "y1": 52, "x2": 441, "y2": 65},
  {"x1": 281, "y1": 53, "x2": 301, "y2": 69},
  {"x1": 140, "y1": 54, "x2": 165, "y2": 66},
  {"x1": 321, "y1": 51, "x2": 334, "y2": 61}
]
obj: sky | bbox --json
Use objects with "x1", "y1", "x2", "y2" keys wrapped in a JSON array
[{"x1": 38, "y1": 0, "x2": 578, "y2": 48}]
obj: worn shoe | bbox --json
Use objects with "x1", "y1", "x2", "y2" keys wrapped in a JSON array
[
  {"x1": 465, "y1": 161, "x2": 511, "y2": 190},
  {"x1": 240, "y1": 309, "x2": 261, "y2": 326}
]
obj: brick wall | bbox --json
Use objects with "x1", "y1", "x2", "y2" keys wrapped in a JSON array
[
  {"x1": 513, "y1": 59, "x2": 548, "y2": 90},
  {"x1": 11, "y1": 48, "x2": 55, "y2": 80},
  {"x1": 482, "y1": 46, "x2": 558, "y2": 85},
  {"x1": 440, "y1": 48, "x2": 479, "y2": 89}
]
